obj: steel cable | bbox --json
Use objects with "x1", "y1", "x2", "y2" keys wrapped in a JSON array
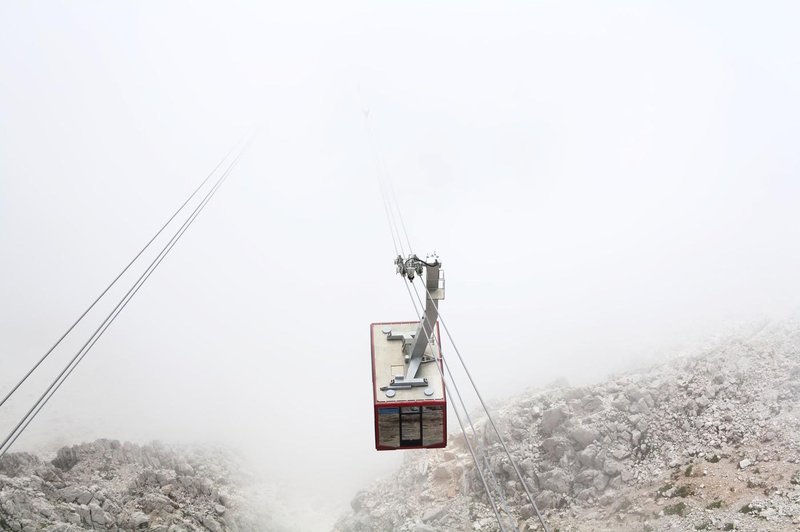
[
  {"x1": 408, "y1": 281, "x2": 517, "y2": 532},
  {"x1": 0, "y1": 141, "x2": 241, "y2": 412},
  {"x1": 361, "y1": 106, "x2": 534, "y2": 531},
  {"x1": 362, "y1": 109, "x2": 407, "y2": 258},
  {"x1": 386, "y1": 177, "x2": 413, "y2": 255},
  {"x1": 0, "y1": 138, "x2": 251, "y2": 458},
  {"x1": 364, "y1": 108, "x2": 506, "y2": 530},
  {"x1": 402, "y1": 279, "x2": 507, "y2": 532},
  {"x1": 414, "y1": 281, "x2": 551, "y2": 532}
]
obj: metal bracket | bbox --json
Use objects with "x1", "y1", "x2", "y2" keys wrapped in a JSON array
[
  {"x1": 379, "y1": 327, "x2": 436, "y2": 391},
  {"x1": 380, "y1": 255, "x2": 444, "y2": 393},
  {"x1": 395, "y1": 253, "x2": 441, "y2": 282}
]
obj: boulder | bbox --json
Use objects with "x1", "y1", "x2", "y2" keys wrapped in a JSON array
[
  {"x1": 540, "y1": 468, "x2": 570, "y2": 494},
  {"x1": 569, "y1": 426, "x2": 600, "y2": 449},
  {"x1": 540, "y1": 407, "x2": 568, "y2": 435}
]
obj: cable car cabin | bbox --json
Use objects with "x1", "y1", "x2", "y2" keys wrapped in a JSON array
[{"x1": 371, "y1": 321, "x2": 447, "y2": 450}]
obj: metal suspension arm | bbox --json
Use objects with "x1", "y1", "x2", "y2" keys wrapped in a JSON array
[{"x1": 381, "y1": 255, "x2": 444, "y2": 391}]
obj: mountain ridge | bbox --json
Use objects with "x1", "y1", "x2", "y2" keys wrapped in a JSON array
[{"x1": 335, "y1": 319, "x2": 800, "y2": 531}]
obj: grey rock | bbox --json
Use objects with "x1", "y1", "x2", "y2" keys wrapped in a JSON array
[
  {"x1": 611, "y1": 397, "x2": 630, "y2": 410},
  {"x1": 540, "y1": 407, "x2": 568, "y2": 435},
  {"x1": 88, "y1": 502, "x2": 105, "y2": 525},
  {"x1": 421, "y1": 504, "x2": 446, "y2": 523},
  {"x1": 581, "y1": 396, "x2": 604, "y2": 413},
  {"x1": 0, "y1": 439, "x2": 282, "y2": 532},
  {"x1": 568, "y1": 426, "x2": 600, "y2": 449},
  {"x1": 603, "y1": 458, "x2": 623, "y2": 476},
  {"x1": 540, "y1": 468, "x2": 570, "y2": 494},
  {"x1": 534, "y1": 490, "x2": 559, "y2": 510},
  {"x1": 592, "y1": 472, "x2": 609, "y2": 490},
  {"x1": 175, "y1": 462, "x2": 194, "y2": 476},
  {"x1": 541, "y1": 437, "x2": 571, "y2": 460},
  {"x1": 130, "y1": 511, "x2": 149, "y2": 528},
  {"x1": 75, "y1": 488, "x2": 92, "y2": 505},
  {"x1": 201, "y1": 515, "x2": 222, "y2": 532},
  {"x1": 577, "y1": 446, "x2": 597, "y2": 467}
]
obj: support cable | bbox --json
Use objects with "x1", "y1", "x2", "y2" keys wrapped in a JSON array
[
  {"x1": 367, "y1": 117, "x2": 413, "y2": 258},
  {"x1": 386, "y1": 177, "x2": 413, "y2": 255},
  {"x1": 444, "y1": 376, "x2": 507, "y2": 532},
  {"x1": 368, "y1": 117, "x2": 518, "y2": 529},
  {"x1": 366, "y1": 118, "x2": 504, "y2": 529},
  {"x1": 375, "y1": 137, "x2": 541, "y2": 528},
  {"x1": 378, "y1": 178, "x2": 401, "y2": 257},
  {"x1": 401, "y1": 279, "x2": 506, "y2": 532},
  {"x1": 408, "y1": 282, "x2": 517, "y2": 532},
  {"x1": 362, "y1": 110, "x2": 406, "y2": 258},
  {"x1": 414, "y1": 281, "x2": 551, "y2": 532},
  {"x1": 359, "y1": 104, "x2": 519, "y2": 531},
  {"x1": 444, "y1": 356, "x2": 517, "y2": 527},
  {"x1": 0, "y1": 141, "x2": 241, "y2": 412},
  {"x1": 0, "y1": 139, "x2": 251, "y2": 459}
]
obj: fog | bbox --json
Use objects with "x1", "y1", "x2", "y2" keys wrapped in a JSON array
[{"x1": 2, "y1": 1, "x2": 800, "y2": 529}]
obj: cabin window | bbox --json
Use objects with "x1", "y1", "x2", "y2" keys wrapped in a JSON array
[
  {"x1": 377, "y1": 407, "x2": 400, "y2": 447},
  {"x1": 400, "y1": 406, "x2": 422, "y2": 446},
  {"x1": 422, "y1": 406, "x2": 444, "y2": 446},
  {"x1": 378, "y1": 405, "x2": 443, "y2": 448}
]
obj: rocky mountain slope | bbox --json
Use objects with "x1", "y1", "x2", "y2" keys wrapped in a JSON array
[
  {"x1": 335, "y1": 320, "x2": 800, "y2": 531},
  {"x1": 0, "y1": 439, "x2": 288, "y2": 531}
]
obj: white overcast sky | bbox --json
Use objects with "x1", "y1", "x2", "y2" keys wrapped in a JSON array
[{"x1": 2, "y1": 1, "x2": 800, "y2": 528}]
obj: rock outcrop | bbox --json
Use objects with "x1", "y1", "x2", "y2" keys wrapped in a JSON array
[
  {"x1": 0, "y1": 439, "x2": 286, "y2": 531},
  {"x1": 335, "y1": 320, "x2": 800, "y2": 531}
]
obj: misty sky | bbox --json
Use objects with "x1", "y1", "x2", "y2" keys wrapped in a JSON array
[{"x1": 2, "y1": 1, "x2": 800, "y2": 529}]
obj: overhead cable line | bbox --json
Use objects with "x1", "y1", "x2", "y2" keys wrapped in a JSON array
[
  {"x1": 0, "y1": 141, "x2": 241, "y2": 412},
  {"x1": 402, "y1": 277, "x2": 508, "y2": 532},
  {"x1": 362, "y1": 109, "x2": 406, "y2": 257},
  {"x1": 443, "y1": 354, "x2": 517, "y2": 527},
  {"x1": 378, "y1": 178, "x2": 401, "y2": 257},
  {"x1": 413, "y1": 280, "x2": 551, "y2": 532},
  {"x1": 442, "y1": 374, "x2": 507, "y2": 531},
  {"x1": 407, "y1": 282, "x2": 517, "y2": 532},
  {"x1": 0, "y1": 138, "x2": 252, "y2": 459},
  {"x1": 386, "y1": 176, "x2": 413, "y2": 255},
  {"x1": 372, "y1": 121, "x2": 548, "y2": 530},
  {"x1": 362, "y1": 107, "x2": 507, "y2": 530},
  {"x1": 391, "y1": 210, "x2": 511, "y2": 530}
]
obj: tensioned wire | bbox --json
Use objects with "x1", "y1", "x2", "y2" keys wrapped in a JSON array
[
  {"x1": 363, "y1": 109, "x2": 420, "y2": 317},
  {"x1": 438, "y1": 365, "x2": 507, "y2": 532},
  {"x1": 411, "y1": 279, "x2": 551, "y2": 532},
  {"x1": 372, "y1": 137, "x2": 548, "y2": 529},
  {"x1": 404, "y1": 278, "x2": 513, "y2": 531},
  {"x1": 0, "y1": 139, "x2": 242, "y2": 413},
  {"x1": 362, "y1": 110, "x2": 405, "y2": 258},
  {"x1": 0, "y1": 137, "x2": 252, "y2": 459},
  {"x1": 406, "y1": 277, "x2": 516, "y2": 532},
  {"x1": 361, "y1": 105, "x2": 413, "y2": 256},
  {"x1": 362, "y1": 106, "x2": 506, "y2": 529},
  {"x1": 386, "y1": 176, "x2": 414, "y2": 256},
  {"x1": 368, "y1": 137, "x2": 519, "y2": 527}
]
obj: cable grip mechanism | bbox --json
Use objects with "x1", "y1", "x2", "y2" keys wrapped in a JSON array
[{"x1": 395, "y1": 253, "x2": 440, "y2": 282}]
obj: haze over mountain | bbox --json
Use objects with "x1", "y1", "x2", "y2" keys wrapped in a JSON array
[{"x1": 2, "y1": 2, "x2": 799, "y2": 530}]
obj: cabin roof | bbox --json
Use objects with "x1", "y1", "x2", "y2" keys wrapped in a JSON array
[{"x1": 371, "y1": 321, "x2": 445, "y2": 404}]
